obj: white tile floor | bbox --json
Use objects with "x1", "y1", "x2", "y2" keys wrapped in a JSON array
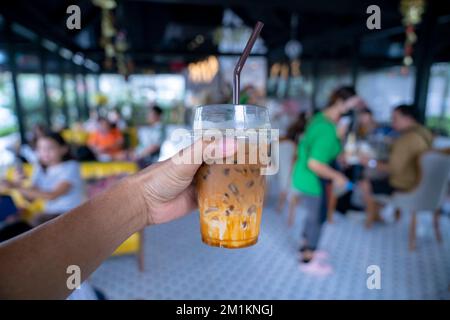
[{"x1": 90, "y1": 196, "x2": 450, "y2": 300}]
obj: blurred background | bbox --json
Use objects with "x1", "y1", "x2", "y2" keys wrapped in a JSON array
[{"x1": 0, "y1": 0, "x2": 449, "y2": 300}]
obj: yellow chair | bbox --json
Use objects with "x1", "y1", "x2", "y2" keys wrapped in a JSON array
[
  {"x1": 124, "y1": 127, "x2": 138, "y2": 149},
  {"x1": 5, "y1": 161, "x2": 145, "y2": 271},
  {"x1": 61, "y1": 129, "x2": 90, "y2": 146}
]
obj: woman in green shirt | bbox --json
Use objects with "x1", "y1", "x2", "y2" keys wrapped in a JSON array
[{"x1": 292, "y1": 86, "x2": 360, "y2": 275}]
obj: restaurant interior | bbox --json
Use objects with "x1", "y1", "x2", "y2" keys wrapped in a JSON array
[{"x1": 0, "y1": 0, "x2": 449, "y2": 300}]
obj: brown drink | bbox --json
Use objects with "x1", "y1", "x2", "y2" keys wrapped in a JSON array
[
  {"x1": 192, "y1": 104, "x2": 272, "y2": 248},
  {"x1": 196, "y1": 159, "x2": 266, "y2": 248}
]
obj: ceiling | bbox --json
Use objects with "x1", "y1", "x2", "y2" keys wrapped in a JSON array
[{"x1": 0, "y1": 0, "x2": 449, "y2": 73}]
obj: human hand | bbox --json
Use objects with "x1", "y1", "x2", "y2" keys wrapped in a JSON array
[
  {"x1": 131, "y1": 138, "x2": 236, "y2": 226},
  {"x1": 0, "y1": 180, "x2": 12, "y2": 193},
  {"x1": 333, "y1": 172, "x2": 349, "y2": 190},
  {"x1": 17, "y1": 187, "x2": 35, "y2": 201},
  {"x1": 359, "y1": 154, "x2": 370, "y2": 167}
]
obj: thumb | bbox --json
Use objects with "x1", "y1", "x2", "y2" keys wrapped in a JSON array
[{"x1": 164, "y1": 137, "x2": 237, "y2": 178}]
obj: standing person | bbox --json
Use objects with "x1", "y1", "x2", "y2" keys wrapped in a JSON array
[
  {"x1": 134, "y1": 105, "x2": 165, "y2": 168},
  {"x1": 292, "y1": 86, "x2": 360, "y2": 275},
  {"x1": 0, "y1": 132, "x2": 85, "y2": 225}
]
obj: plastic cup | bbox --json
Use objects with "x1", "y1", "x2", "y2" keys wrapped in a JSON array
[{"x1": 193, "y1": 104, "x2": 271, "y2": 248}]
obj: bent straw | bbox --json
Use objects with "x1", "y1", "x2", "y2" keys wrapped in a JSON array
[{"x1": 233, "y1": 21, "x2": 264, "y2": 105}]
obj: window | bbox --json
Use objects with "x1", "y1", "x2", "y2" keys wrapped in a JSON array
[
  {"x1": 357, "y1": 66, "x2": 415, "y2": 122},
  {"x1": 425, "y1": 63, "x2": 450, "y2": 134}
]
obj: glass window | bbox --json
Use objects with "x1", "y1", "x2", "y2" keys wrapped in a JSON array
[
  {"x1": 86, "y1": 74, "x2": 98, "y2": 109},
  {"x1": 0, "y1": 71, "x2": 18, "y2": 137},
  {"x1": 16, "y1": 73, "x2": 47, "y2": 135},
  {"x1": 357, "y1": 66, "x2": 415, "y2": 122},
  {"x1": 64, "y1": 74, "x2": 79, "y2": 124},
  {"x1": 17, "y1": 73, "x2": 45, "y2": 112},
  {"x1": 76, "y1": 74, "x2": 87, "y2": 118},
  {"x1": 425, "y1": 63, "x2": 450, "y2": 133},
  {"x1": 46, "y1": 74, "x2": 66, "y2": 130},
  {"x1": 25, "y1": 110, "x2": 45, "y2": 134},
  {"x1": 99, "y1": 74, "x2": 128, "y2": 108},
  {"x1": 315, "y1": 60, "x2": 352, "y2": 109}
]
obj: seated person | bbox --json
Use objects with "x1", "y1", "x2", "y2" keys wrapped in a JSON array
[
  {"x1": 359, "y1": 104, "x2": 433, "y2": 227},
  {"x1": 133, "y1": 106, "x2": 164, "y2": 168},
  {"x1": 84, "y1": 109, "x2": 99, "y2": 133},
  {"x1": 87, "y1": 117, "x2": 125, "y2": 161},
  {"x1": 108, "y1": 108, "x2": 127, "y2": 131},
  {"x1": 0, "y1": 132, "x2": 85, "y2": 226},
  {"x1": 0, "y1": 195, "x2": 19, "y2": 224},
  {"x1": 356, "y1": 108, "x2": 378, "y2": 140}
]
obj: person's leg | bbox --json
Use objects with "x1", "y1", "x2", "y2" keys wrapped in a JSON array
[
  {"x1": 433, "y1": 209, "x2": 443, "y2": 244},
  {"x1": 287, "y1": 193, "x2": 300, "y2": 227},
  {"x1": 359, "y1": 179, "x2": 382, "y2": 228},
  {"x1": 276, "y1": 190, "x2": 287, "y2": 213},
  {"x1": 299, "y1": 192, "x2": 333, "y2": 275},
  {"x1": 409, "y1": 211, "x2": 417, "y2": 251},
  {"x1": 300, "y1": 195, "x2": 321, "y2": 262}
]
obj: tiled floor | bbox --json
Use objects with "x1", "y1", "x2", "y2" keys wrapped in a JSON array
[{"x1": 90, "y1": 195, "x2": 450, "y2": 300}]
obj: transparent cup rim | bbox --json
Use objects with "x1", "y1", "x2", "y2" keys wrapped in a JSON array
[{"x1": 194, "y1": 103, "x2": 268, "y2": 110}]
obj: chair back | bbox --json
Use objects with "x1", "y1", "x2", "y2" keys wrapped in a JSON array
[
  {"x1": 277, "y1": 140, "x2": 296, "y2": 191},
  {"x1": 394, "y1": 150, "x2": 450, "y2": 211}
]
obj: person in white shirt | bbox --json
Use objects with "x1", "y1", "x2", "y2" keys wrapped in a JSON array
[
  {"x1": 134, "y1": 105, "x2": 165, "y2": 168},
  {"x1": 108, "y1": 108, "x2": 128, "y2": 131},
  {"x1": 84, "y1": 109, "x2": 100, "y2": 133},
  {"x1": 3, "y1": 132, "x2": 85, "y2": 225}
]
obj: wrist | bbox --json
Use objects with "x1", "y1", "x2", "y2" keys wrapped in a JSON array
[
  {"x1": 114, "y1": 176, "x2": 149, "y2": 232},
  {"x1": 126, "y1": 171, "x2": 153, "y2": 228}
]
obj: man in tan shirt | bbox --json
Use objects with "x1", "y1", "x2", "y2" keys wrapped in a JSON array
[{"x1": 360, "y1": 104, "x2": 433, "y2": 227}]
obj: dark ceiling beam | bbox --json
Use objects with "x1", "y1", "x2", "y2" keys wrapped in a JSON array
[
  {"x1": 362, "y1": 13, "x2": 450, "y2": 43},
  {"x1": 0, "y1": 2, "x2": 82, "y2": 53},
  {"x1": 125, "y1": 0, "x2": 398, "y2": 16}
]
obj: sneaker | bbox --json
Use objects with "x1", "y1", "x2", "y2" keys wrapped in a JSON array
[
  {"x1": 299, "y1": 259, "x2": 333, "y2": 276},
  {"x1": 298, "y1": 250, "x2": 330, "y2": 261},
  {"x1": 312, "y1": 250, "x2": 330, "y2": 261}
]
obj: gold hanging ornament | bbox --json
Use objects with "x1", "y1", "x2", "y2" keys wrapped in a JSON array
[
  {"x1": 92, "y1": 0, "x2": 133, "y2": 77},
  {"x1": 400, "y1": 0, "x2": 426, "y2": 70}
]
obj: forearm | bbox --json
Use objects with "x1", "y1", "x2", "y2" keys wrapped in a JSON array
[
  {"x1": 19, "y1": 187, "x2": 56, "y2": 201},
  {"x1": 0, "y1": 176, "x2": 146, "y2": 299},
  {"x1": 308, "y1": 159, "x2": 341, "y2": 180}
]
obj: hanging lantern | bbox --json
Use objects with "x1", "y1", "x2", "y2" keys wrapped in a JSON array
[
  {"x1": 93, "y1": 0, "x2": 134, "y2": 77},
  {"x1": 400, "y1": 0, "x2": 426, "y2": 68}
]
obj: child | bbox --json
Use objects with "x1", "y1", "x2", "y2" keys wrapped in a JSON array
[{"x1": 14, "y1": 132, "x2": 85, "y2": 225}]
